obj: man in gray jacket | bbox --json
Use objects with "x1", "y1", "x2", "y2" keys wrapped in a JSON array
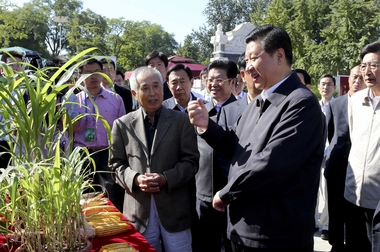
[{"x1": 110, "y1": 67, "x2": 199, "y2": 252}]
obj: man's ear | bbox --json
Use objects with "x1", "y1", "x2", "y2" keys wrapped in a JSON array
[
  {"x1": 276, "y1": 48, "x2": 285, "y2": 64},
  {"x1": 240, "y1": 70, "x2": 246, "y2": 82},
  {"x1": 231, "y1": 77, "x2": 237, "y2": 87},
  {"x1": 131, "y1": 90, "x2": 137, "y2": 97}
]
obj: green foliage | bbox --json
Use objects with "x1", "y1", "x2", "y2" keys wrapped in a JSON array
[
  {"x1": 66, "y1": 9, "x2": 108, "y2": 56},
  {"x1": 176, "y1": 35, "x2": 201, "y2": 63},
  {"x1": 0, "y1": 1, "x2": 29, "y2": 48},
  {"x1": 116, "y1": 21, "x2": 177, "y2": 71},
  {"x1": 252, "y1": 0, "x2": 380, "y2": 85}
]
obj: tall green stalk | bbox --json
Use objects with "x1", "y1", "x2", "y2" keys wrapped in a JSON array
[{"x1": 0, "y1": 48, "x2": 109, "y2": 251}]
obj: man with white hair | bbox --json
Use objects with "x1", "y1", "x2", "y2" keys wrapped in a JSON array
[{"x1": 110, "y1": 66, "x2": 199, "y2": 252}]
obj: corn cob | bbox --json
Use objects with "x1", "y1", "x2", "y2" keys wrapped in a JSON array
[
  {"x1": 85, "y1": 215, "x2": 120, "y2": 223},
  {"x1": 82, "y1": 198, "x2": 108, "y2": 208},
  {"x1": 82, "y1": 205, "x2": 116, "y2": 216},
  {"x1": 93, "y1": 221, "x2": 129, "y2": 237},
  {"x1": 95, "y1": 211, "x2": 123, "y2": 217},
  {"x1": 102, "y1": 248, "x2": 137, "y2": 252},
  {"x1": 100, "y1": 242, "x2": 137, "y2": 252}
]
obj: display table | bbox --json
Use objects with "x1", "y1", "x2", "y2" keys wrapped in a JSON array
[
  {"x1": 88, "y1": 199, "x2": 155, "y2": 252},
  {"x1": 0, "y1": 199, "x2": 155, "y2": 252},
  {"x1": 90, "y1": 218, "x2": 155, "y2": 252}
]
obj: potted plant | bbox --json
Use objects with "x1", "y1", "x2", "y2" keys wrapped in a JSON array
[{"x1": 0, "y1": 48, "x2": 109, "y2": 251}]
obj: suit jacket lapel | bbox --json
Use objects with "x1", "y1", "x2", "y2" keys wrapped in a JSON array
[
  {"x1": 130, "y1": 109, "x2": 150, "y2": 159},
  {"x1": 151, "y1": 107, "x2": 171, "y2": 155}
]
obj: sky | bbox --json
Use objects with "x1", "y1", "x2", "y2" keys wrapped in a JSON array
[{"x1": 10, "y1": 0, "x2": 209, "y2": 44}]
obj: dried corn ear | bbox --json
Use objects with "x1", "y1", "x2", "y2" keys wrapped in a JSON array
[
  {"x1": 94, "y1": 221, "x2": 129, "y2": 237},
  {"x1": 82, "y1": 205, "x2": 116, "y2": 216},
  {"x1": 82, "y1": 198, "x2": 108, "y2": 208},
  {"x1": 100, "y1": 242, "x2": 137, "y2": 252}
]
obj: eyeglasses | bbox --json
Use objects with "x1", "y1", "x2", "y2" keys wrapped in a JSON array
[
  {"x1": 207, "y1": 78, "x2": 231, "y2": 85},
  {"x1": 319, "y1": 82, "x2": 335, "y2": 87},
  {"x1": 360, "y1": 62, "x2": 380, "y2": 72}
]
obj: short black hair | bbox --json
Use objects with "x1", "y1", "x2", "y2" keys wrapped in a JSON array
[
  {"x1": 144, "y1": 50, "x2": 168, "y2": 67},
  {"x1": 200, "y1": 67, "x2": 208, "y2": 78},
  {"x1": 1, "y1": 50, "x2": 24, "y2": 62},
  {"x1": 99, "y1": 57, "x2": 116, "y2": 70},
  {"x1": 245, "y1": 24, "x2": 293, "y2": 66},
  {"x1": 45, "y1": 56, "x2": 69, "y2": 67},
  {"x1": 115, "y1": 70, "x2": 124, "y2": 80},
  {"x1": 166, "y1": 63, "x2": 193, "y2": 81},
  {"x1": 360, "y1": 42, "x2": 380, "y2": 61},
  {"x1": 237, "y1": 52, "x2": 246, "y2": 71},
  {"x1": 78, "y1": 56, "x2": 103, "y2": 74},
  {"x1": 208, "y1": 59, "x2": 238, "y2": 79},
  {"x1": 318, "y1": 74, "x2": 336, "y2": 86},
  {"x1": 295, "y1": 68, "x2": 311, "y2": 85}
]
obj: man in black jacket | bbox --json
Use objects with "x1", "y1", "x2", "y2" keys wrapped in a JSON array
[
  {"x1": 188, "y1": 24, "x2": 326, "y2": 252},
  {"x1": 100, "y1": 58, "x2": 133, "y2": 114}
]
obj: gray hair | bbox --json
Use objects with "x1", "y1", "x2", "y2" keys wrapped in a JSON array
[{"x1": 130, "y1": 67, "x2": 163, "y2": 93}]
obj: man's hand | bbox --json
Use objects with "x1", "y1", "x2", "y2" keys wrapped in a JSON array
[
  {"x1": 134, "y1": 173, "x2": 167, "y2": 193},
  {"x1": 213, "y1": 191, "x2": 227, "y2": 212},
  {"x1": 188, "y1": 98, "x2": 209, "y2": 132}
]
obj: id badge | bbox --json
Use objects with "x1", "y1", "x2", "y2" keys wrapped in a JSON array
[{"x1": 84, "y1": 128, "x2": 95, "y2": 142}]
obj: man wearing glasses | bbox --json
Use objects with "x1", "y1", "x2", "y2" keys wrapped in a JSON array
[
  {"x1": 316, "y1": 74, "x2": 337, "y2": 240},
  {"x1": 195, "y1": 59, "x2": 237, "y2": 251},
  {"x1": 345, "y1": 41, "x2": 380, "y2": 251}
]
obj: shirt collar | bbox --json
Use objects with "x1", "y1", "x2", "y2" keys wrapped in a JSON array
[
  {"x1": 142, "y1": 106, "x2": 162, "y2": 121},
  {"x1": 261, "y1": 74, "x2": 291, "y2": 101},
  {"x1": 213, "y1": 97, "x2": 230, "y2": 111},
  {"x1": 174, "y1": 96, "x2": 191, "y2": 112}
]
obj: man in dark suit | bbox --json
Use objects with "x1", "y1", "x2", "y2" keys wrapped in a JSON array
[
  {"x1": 162, "y1": 63, "x2": 205, "y2": 251},
  {"x1": 219, "y1": 52, "x2": 261, "y2": 129},
  {"x1": 110, "y1": 66, "x2": 199, "y2": 252},
  {"x1": 195, "y1": 59, "x2": 237, "y2": 252},
  {"x1": 162, "y1": 64, "x2": 200, "y2": 112},
  {"x1": 324, "y1": 66, "x2": 366, "y2": 252},
  {"x1": 100, "y1": 58, "x2": 133, "y2": 114},
  {"x1": 188, "y1": 24, "x2": 326, "y2": 251}
]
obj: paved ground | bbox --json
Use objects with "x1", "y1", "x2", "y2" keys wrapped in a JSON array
[
  {"x1": 314, "y1": 229, "x2": 332, "y2": 252},
  {"x1": 314, "y1": 190, "x2": 332, "y2": 252}
]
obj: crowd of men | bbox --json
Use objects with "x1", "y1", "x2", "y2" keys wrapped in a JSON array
[{"x1": 2, "y1": 24, "x2": 380, "y2": 252}]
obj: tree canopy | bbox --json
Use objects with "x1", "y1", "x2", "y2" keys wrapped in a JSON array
[{"x1": 1, "y1": 0, "x2": 379, "y2": 79}]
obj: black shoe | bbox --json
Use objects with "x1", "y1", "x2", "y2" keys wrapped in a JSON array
[
  {"x1": 314, "y1": 226, "x2": 319, "y2": 232},
  {"x1": 320, "y1": 229, "x2": 329, "y2": 240}
]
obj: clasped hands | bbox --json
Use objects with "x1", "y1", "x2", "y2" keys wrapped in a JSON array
[{"x1": 135, "y1": 173, "x2": 167, "y2": 193}]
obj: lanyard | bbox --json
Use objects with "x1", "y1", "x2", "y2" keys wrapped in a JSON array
[{"x1": 84, "y1": 89, "x2": 103, "y2": 125}]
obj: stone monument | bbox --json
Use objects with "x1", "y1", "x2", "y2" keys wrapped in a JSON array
[{"x1": 210, "y1": 22, "x2": 255, "y2": 63}]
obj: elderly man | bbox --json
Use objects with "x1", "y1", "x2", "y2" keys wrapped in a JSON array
[
  {"x1": 110, "y1": 66, "x2": 199, "y2": 252},
  {"x1": 345, "y1": 41, "x2": 380, "y2": 252},
  {"x1": 188, "y1": 24, "x2": 326, "y2": 251},
  {"x1": 324, "y1": 66, "x2": 365, "y2": 252}
]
